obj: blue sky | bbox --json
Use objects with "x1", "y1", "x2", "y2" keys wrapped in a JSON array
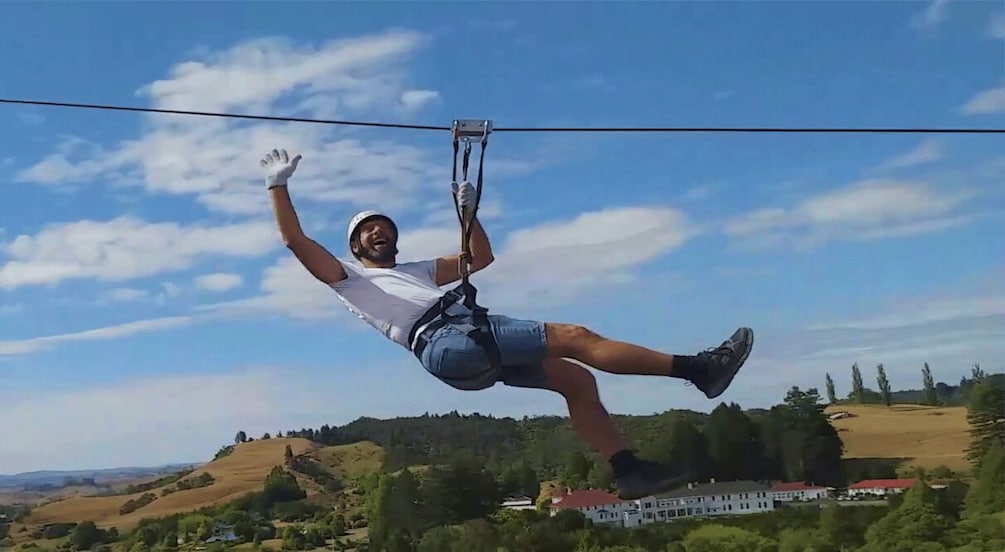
[{"x1": 1, "y1": 1, "x2": 1004, "y2": 474}]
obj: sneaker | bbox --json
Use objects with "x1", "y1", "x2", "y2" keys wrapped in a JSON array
[
  {"x1": 614, "y1": 458, "x2": 693, "y2": 500},
  {"x1": 692, "y1": 327, "x2": 754, "y2": 399}
]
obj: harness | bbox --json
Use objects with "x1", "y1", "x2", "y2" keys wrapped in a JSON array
[{"x1": 407, "y1": 120, "x2": 502, "y2": 377}]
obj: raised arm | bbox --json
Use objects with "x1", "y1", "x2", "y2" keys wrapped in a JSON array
[
  {"x1": 435, "y1": 181, "x2": 495, "y2": 286},
  {"x1": 434, "y1": 215, "x2": 494, "y2": 286},
  {"x1": 262, "y1": 149, "x2": 348, "y2": 286}
]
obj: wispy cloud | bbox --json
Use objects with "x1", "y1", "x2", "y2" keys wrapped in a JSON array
[
  {"x1": 909, "y1": 0, "x2": 950, "y2": 30},
  {"x1": 961, "y1": 86, "x2": 1005, "y2": 115},
  {"x1": 870, "y1": 139, "x2": 942, "y2": 172},
  {"x1": 722, "y1": 178, "x2": 978, "y2": 251},
  {"x1": 193, "y1": 272, "x2": 243, "y2": 293},
  {"x1": 199, "y1": 205, "x2": 700, "y2": 321},
  {"x1": 0, "y1": 315, "x2": 195, "y2": 356},
  {"x1": 0, "y1": 216, "x2": 279, "y2": 289},
  {"x1": 14, "y1": 30, "x2": 450, "y2": 218}
]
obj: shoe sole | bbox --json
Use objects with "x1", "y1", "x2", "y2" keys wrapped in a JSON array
[
  {"x1": 705, "y1": 327, "x2": 754, "y2": 399},
  {"x1": 617, "y1": 471, "x2": 695, "y2": 501}
]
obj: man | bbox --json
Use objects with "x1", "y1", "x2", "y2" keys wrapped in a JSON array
[{"x1": 262, "y1": 148, "x2": 754, "y2": 500}]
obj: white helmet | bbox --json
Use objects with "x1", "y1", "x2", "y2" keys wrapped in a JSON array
[{"x1": 346, "y1": 210, "x2": 397, "y2": 245}]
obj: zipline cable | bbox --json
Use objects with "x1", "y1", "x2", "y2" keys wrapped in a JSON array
[{"x1": 2, "y1": 97, "x2": 1004, "y2": 134}]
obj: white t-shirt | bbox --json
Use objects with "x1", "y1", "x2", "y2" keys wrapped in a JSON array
[{"x1": 329, "y1": 258, "x2": 446, "y2": 349}]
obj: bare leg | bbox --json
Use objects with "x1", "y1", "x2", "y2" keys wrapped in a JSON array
[
  {"x1": 544, "y1": 323, "x2": 675, "y2": 377},
  {"x1": 543, "y1": 357, "x2": 626, "y2": 458},
  {"x1": 541, "y1": 356, "x2": 696, "y2": 499},
  {"x1": 543, "y1": 322, "x2": 755, "y2": 400}
]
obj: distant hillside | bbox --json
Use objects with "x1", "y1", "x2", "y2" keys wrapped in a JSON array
[
  {"x1": 17, "y1": 438, "x2": 384, "y2": 533},
  {"x1": 0, "y1": 464, "x2": 199, "y2": 490}
]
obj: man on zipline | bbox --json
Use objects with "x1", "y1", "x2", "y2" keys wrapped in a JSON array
[{"x1": 262, "y1": 147, "x2": 753, "y2": 500}]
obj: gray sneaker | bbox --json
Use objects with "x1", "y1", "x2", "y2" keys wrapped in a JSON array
[{"x1": 692, "y1": 327, "x2": 754, "y2": 399}]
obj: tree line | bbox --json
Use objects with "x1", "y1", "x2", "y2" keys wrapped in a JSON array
[{"x1": 824, "y1": 361, "x2": 997, "y2": 407}]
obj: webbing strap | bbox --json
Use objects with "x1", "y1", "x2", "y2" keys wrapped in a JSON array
[{"x1": 448, "y1": 122, "x2": 500, "y2": 370}]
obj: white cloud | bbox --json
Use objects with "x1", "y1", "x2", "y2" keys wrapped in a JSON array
[
  {"x1": 477, "y1": 207, "x2": 696, "y2": 308},
  {"x1": 871, "y1": 139, "x2": 942, "y2": 172},
  {"x1": 723, "y1": 178, "x2": 976, "y2": 250},
  {"x1": 194, "y1": 272, "x2": 243, "y2": 292},
  {"x1": 961, "y1": 86, "x2": 1005, "y2": 115},
  {"x1": 14, "y1": 30, "x2": 450, "y2": 217},
  {"x1": 909, "y1": 0, "x2": 950, "y2": 30},
  {"x1": 399, "y1": 90, "x2": 439, "y2": 110},
  {"x1": 204, "y1": 205, "x2": 698, "y2": 321},
  {"x1": 0, "y1": 216, "x2": 279, "y2": 289},
  {"x1": 0, "y1": 315, "x2": 195, "y2": 356},
  {"x1": 988, "y1": 12, "x2": 1005, "y2": 39},
  {"x1": 101, "y1": 287, "x2": 149, "y2": 303}
]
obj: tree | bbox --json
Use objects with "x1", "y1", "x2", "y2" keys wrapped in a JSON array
[
  {"x1": 261, "y1": 432, "x2": 271, "y2": 440},
  {"x1": 862, "y1": 481, "x2": 953, "y2": 551},
  {"x1": 851, "y1": 363, "x2": 865, "y2": 404},
  {"x1": 234, "y1": 431, "x2": 247, "y2": 444},
  {"x1": 825, "y1": 373, "x2": 837, "y2": 404},
  {"x1": 704, "y1": 402, "x2": 765, "y2": 481},
  {"x1": 965, "y1": 375, "x2": 1005, "y2": 467},
  {"x1": 922, "y1": 363, "x2": 938, "y2": 406},
  {"x1": 962, "y1": 439, "x2": 1005, "y2": 518},
  {"x1": 876, "y1": 364, "x2": 892, "y2": 407},
  {"x1": 70, "y1": 521, "x2": 102, "y2": 551}
]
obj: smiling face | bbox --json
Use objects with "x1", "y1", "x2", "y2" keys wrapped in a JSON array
[{"x1": 350, "y1": 216, "x2": 399, "y2": 266}]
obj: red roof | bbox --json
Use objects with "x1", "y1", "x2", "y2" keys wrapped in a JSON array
[
  {"x1": 551, "y1": 489, "x2": 626, "y2": 510},
  {"x1": 772, "y1": 482, "x2": 827, "y2": 492},
  {"x1": 849, "y1": 478, "x2": 916, "y2": 489}
]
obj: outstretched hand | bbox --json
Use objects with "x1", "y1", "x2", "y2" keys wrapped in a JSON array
[{"x1": 261, "y1": 148, "x2": 302, "y2": 189}]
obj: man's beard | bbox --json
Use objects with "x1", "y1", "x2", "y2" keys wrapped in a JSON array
[{"x1": 361, "y1": 243, "x2": 398, "y2": 263}]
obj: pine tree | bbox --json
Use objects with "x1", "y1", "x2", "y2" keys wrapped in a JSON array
[
  {"x1": 922, "y1": 363, "x2": 938, "y2": 406},
  {"x1": 876, "y1": 363, "x2": 892, "y2": 407},
  {"x1": 825, "y1": 373, "x2": 837, "y2": 404},
  {"x1": 851, "y1": 363, "x2": 865, "y2": 404}
]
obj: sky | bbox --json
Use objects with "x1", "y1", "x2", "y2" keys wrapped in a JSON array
[{"x1": 0, "y1": 0, "x2": 1003, "y2": 474}]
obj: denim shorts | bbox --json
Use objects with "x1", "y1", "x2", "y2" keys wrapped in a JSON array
[{"x1": 416, "y1": 314, "x2": 550, "y2": 391}]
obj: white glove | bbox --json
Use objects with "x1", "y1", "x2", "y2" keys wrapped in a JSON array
[
  {"x1": 452, "y1": 180, "x2": 476, "y2": 214},
  {"x1": 260, "y1": 148, "x2": 302, "y2": 189}
]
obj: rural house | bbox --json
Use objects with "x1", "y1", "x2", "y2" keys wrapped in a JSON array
[
  {"x1": 847, "y1": 478, "x2": 917, "y2": 497},
  {"x1": 771, "y1": 481, "x2": 832, "y2": 501},
  {"x1": 548, "y1": 489, "x2": 635, "y2": 526}
]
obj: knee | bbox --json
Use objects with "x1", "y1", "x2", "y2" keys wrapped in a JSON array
[
  {"x1": 545, "y1": 323, "x2": 602, "y2": 358},
  {"x1": 545, "y1": 359, "x2": 599, "y2": 402}
]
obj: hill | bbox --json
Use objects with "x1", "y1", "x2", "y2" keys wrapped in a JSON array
[
  {"x1": 16, "y1": 438, "x2": 383, "y2": 533},
  {"x1": 0, "y1": 464, "x2": 198, "y2": 490},
  {"x1": 825, "y1": 403, "x2": 971, "y2": 473}
]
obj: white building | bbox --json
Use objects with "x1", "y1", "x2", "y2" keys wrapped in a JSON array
[
  {"x1": 550, "y1": 480, "x2": 775, "y2": 528},
  {"x1": 549, "y1": 489, "x2": 636, "y2": 526},
  {"x1": 501, "y1": 496, "x2": 536, "y2": 511},
  {"x1": 630, "y1": 480, "x2": 775, "y2": 525},
  {"x1": 846, "y1": 479, "x2": 916, "y2": 497},
  {"x1": 771, "y1": 481, "x2": 832, "y2": 502}
]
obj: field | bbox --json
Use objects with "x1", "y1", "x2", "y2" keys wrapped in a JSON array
[
  {"x1": 825, "y1": 403, "x2": 971, "y2": 473},
  {"x1": 14, "y1": 438, "x2": 383, "y2": 534}
]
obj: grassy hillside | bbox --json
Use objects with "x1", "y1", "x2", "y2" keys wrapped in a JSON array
[
  {"x1": 825, "y1": 403, "x2": 971, "y2": 472},
  {"x1": 20, "y1": 438, "x2": 318, "y2": 532}
]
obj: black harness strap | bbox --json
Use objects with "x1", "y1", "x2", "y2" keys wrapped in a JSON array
[
  {"x1": 443, "y1": 122, "x2": 502, "y2": 371},
  {"x1": 408, "y1": 120, "x2": 500, "y2": 377}
]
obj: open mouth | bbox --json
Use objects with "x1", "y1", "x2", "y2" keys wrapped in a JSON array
[{"x1": 373, "y1": 238, "x2": 388, "y2": 247}]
